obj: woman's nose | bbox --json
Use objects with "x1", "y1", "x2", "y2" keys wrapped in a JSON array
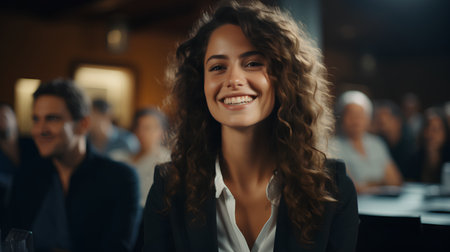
[{"x1": 226, "y1": 64, "x2": 245, "y2": 88}]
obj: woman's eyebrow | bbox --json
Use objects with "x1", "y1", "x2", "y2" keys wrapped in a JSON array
[
  {"x1": 205, "y1": 51, "x2": 263, "y2": 64},
  {"x1": 239, "y1": 51, "x2": 263, "y2": 58},
  {"x1": 205, "y1": 54, "x2": 228, "y2": 64}
]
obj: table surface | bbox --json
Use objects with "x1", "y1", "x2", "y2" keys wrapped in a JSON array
[{"x1": 357, "y1": 183, "x2": 450, "y2": 226}]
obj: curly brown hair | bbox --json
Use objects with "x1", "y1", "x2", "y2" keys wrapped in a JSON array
[{"x1": 164, "y1": 0, "x2": 336, "y2": 243}]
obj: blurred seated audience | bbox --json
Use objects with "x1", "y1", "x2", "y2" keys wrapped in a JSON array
[
  {"x1": 5, "y1": 79, "x2": 140, "y2": 252},
  {"x1": 0, "y1": 103, "x2": 38, "y2": 227},
  {"x1": 113, "y1": 108, "x2": 170, "y2": 207},
  {"x1": 89, "y1": 98, "x2": 139, "y2": 158},
  {"x1": 408, "y1": 107, "x2": 450, "y2": 183},
  {"x1": 330, "y1": 91, "x2": 403, "y2": 193},
  {"x1": 401, "y1": 93, "x2": 423, "y2": 144},
  {"x1": 371, "y1": 100, "x2": 415, "y2": 179},
  {"x1": 444, "y1": 101, "x2": 450, "y2": 127}
]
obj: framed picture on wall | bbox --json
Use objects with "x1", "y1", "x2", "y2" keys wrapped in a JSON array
[{"x1": 72, "y1": 63, "x2": 136, "y2": 128}]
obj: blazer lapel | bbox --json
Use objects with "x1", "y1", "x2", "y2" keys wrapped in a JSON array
[
  {"x1": 274, "y1": 196, "x2": 305, "y2": 252},
  {"x1": 185, "y1": 195, "x2": 218, "y2": 252}
]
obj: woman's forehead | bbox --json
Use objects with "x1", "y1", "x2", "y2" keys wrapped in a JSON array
[{"x1": 204, "y1": 24, "x2": 257, "y2": 61}]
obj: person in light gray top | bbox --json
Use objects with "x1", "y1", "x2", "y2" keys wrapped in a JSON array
[
  {"x1": 113, "y1": 108, "x2": 170, "y2": 207},
  {"x1": 330, "y1": 90, "x2": 403, "y2": 193},
  {"x1": 332, "y1": 134, "x2": 391, "y2": 185}
]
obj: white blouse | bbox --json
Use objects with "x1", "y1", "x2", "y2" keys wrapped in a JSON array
[{"x1": 214, "y1": 160, "x2": 281, "y2": 252}]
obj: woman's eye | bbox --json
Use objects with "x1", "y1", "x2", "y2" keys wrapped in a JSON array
[
  {"x1": 246, "y1": 61, "x2": 264, "y2": 67},
  {"x1": 209, "y1": 65, "x2": 225, "y2": 72}
]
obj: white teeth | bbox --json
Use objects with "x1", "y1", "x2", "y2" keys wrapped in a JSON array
[{"x1": 224, "y1": 95, "x2": 254, "y2": 105}]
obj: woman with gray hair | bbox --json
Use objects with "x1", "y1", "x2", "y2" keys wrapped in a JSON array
[{"x1": 331, "y1": 90, "x2": 403, "y2": 193}]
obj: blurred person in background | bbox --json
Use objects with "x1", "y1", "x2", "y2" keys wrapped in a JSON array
[
  {"x1": 444, "y1": 101, "x2": 450, "y2": 127},
  {"x1": 0, "y1": 103, "x2": 38, "y2": 228},
  {"x1": 0, "y1": 103, "x2": 21, "y2": 203},
  {"x1": 408, "y1": 107, "x2": 450, "y2": 183},
  {"x1": 401, "y1": 93, "x2": 423, "y2": 143},
  {"x1": 89, "y1": 98, "x2": 139, "y2": 158},
  {"x1": 114, "y1": 107, "x2": 170, "y2": 207},
  {"x1": 6, "y1": 79, "x2": 140, "y2": 252},
  {"x1": 372, "y1": 100, "x2": 415, "y2": 180},
  {"x1": 331, "y1": 91, "x2": 403, "y2": 193}
]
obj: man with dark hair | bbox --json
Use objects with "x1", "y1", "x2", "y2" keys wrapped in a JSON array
[{"x1": 6, "y1": 79, "x2": 141, "y2": 251}]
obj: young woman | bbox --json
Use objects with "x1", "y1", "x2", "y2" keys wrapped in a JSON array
[
  {"x1": 143, "y1": 1, "x2": 358, "y2": 251},
  {"x1": 408, "y1": 107, "x2": 450, "y2": 183}
]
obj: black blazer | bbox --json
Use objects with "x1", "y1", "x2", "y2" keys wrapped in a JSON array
[{"x1": 143, "y1": 159, "x2": 358, "y2": 252}]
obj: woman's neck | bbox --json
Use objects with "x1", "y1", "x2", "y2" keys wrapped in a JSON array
[{"x1": 220, "y1": 125, "x2": 274, "y2": 189}]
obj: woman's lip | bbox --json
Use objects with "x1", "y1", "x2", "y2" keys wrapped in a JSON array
[
  {"x1": 220, "y1": 96, "x2": 256, "y2": 110},
  {"x1": 218, "y1": 94, "x2": 257, "y2": 102}
]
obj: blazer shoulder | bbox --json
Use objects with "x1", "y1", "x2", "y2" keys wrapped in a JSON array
[
  {"x1": 325, "y1": 158, "x2": 356, "y2": 197},
  {"x1": 154, "y1": 162, "x2": 172, "y2": 182},
  {"x1": 323, "y1": 160, "x2": 359, "y2": 251},
  {"x1": 325, "y1": 158, "x2": 347, "y2": 178},
  {"x1": 149, "y1": 162, "x2": 173, "y2": 196}
]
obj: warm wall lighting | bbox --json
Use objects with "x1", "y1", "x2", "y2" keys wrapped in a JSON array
[
  {"x1": 74, "y1": 64, "x2": 135, "y2": 128},
  {"x1": 15, "y1": 78, "x2": 40, "y2": 135}
]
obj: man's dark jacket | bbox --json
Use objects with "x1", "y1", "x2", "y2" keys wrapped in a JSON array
[{"x1": 5, "y1": 145, "x2": 141, "y2": 252}]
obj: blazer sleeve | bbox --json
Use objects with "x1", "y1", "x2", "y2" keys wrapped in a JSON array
[
  {"x1": 143, "y1": 165, "x2": 175, "y2": 252},
  {"x1": 326, "y1": 159, "x2": 359, "y2": 252}
]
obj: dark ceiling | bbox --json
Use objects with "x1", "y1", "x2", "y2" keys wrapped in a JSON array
[
  {"x1": 0, "y1": 0, "x2": 279, "y2": 32},
  {"x1": 0, "y1": 0, "x2": 214, "y2": 32},
  {"x1": 322, "y1": 0, "x2": 450, "y2": 58},
  {"x1": 2, "y1": 0, "x2": 449, "y2": 57}
]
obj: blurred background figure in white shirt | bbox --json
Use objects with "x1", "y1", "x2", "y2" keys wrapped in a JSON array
[{"x1": 331, "y1": 90, "x2": 403, "y2": 194}]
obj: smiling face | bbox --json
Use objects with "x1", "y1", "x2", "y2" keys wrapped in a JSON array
[
  {"x1": 31, "y1": 95, "x2": 82, "y2": 158},
  {"x1": 203, "y1": 24, "x2": 275, "y2": 129}
]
